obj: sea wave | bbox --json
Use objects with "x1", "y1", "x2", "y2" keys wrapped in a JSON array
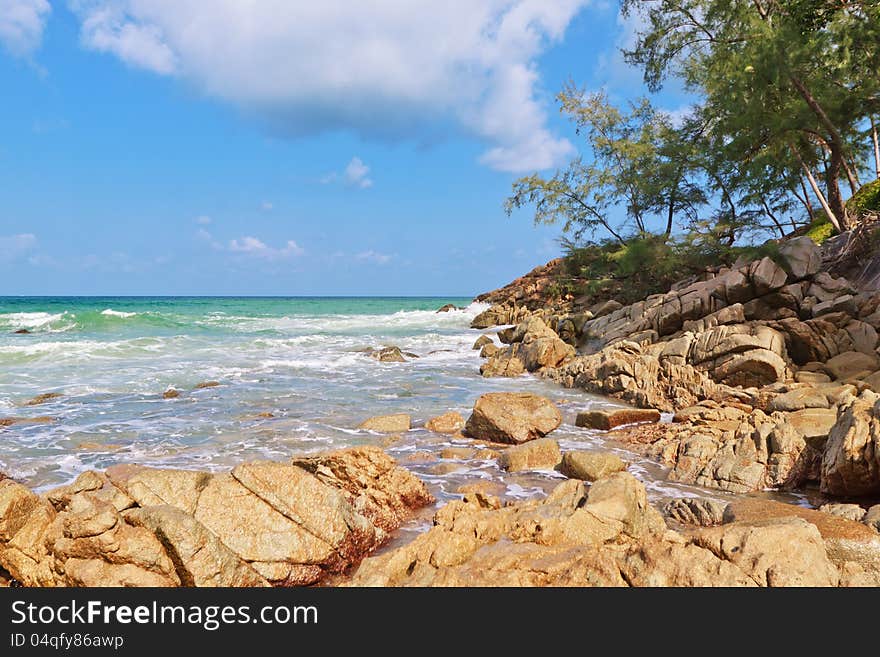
[{"x1": 100, "y1": 308, "x2": 138, "y2": 318}]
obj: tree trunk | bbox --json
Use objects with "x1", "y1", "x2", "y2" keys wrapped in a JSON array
[
  {"x1": 761, "y1": 198, "x2": 786, "y2": 237},
  {"x1": 798, "y1": 175, "x2": 815, "y2": 222},
  {"x1": 843, "y1": 154, "x2": 860, "y2": 193},
  {"x1": 664, "y1": 188, "x2": 676, "y2": 238},
  {"x1": 789, "y1": 75, "x2": 848, "y2": 227},
  {"x1": 872, "y1": 115, "x2": 880, "y2": 180},
  {"x1": 795, "y1": 148, "x2": 842, "y2": 233}
]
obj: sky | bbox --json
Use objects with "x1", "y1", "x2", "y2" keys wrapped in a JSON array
[{"x1": 0, "y1": 0, "x2": 688, "y2": 296}]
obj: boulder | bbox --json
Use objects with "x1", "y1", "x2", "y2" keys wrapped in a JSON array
[
  {"x1": 558, "y1": 451, "x2": 626, "y2": 481},
  {"x1": 785, "y1": 407, "x2": 839, "y2": 441},
  {"x1": 821, "y1": 391, "x2": 880, "y2": 496},
  {"x1": 724, "y1": 497, "x2": 880, "y2": 569},
  {"x1": 125, "y1": 505, "x2": 269, "y2": 587},
  {"x1": 497, "y1": 439, "x2": 562, "y2": 472},
  {"x1": 193, "y1": 381, "x2": 220, "y2": 390},
  {"x1": 845, "y1": 320, "x2": 878, "y2": 355},
  {"x1": 825, "y1": 351, "x2": 880, "y2": 381},
  {"x1": 162, "y1": 388, "x2": 181, "y2": 399},
  {"x1": 479, "y1": 349, "x2": 525, "y2": 378},
  {"x1": 750, "y1": 257, "x2": 788, "y2": 296},
  {"x1": 518, "y1": 336, "x2": 575, "y2": 371},
  {"x1": 358, "y1": 413, "x2": 412, "y2": 433},
  {"x1": 436, "y1": 304, "x2": 457, "y2": 313},
  {"x1": 464, "y1": 393, "x2": 562, "y2": 444},
  {"x1": 662, "y1": 498, "x2": 727, "y2": 527},
  {"x1": 864, "y1": 505, "x2": 880, "y2": 532},
  {"x1": 472, "y1": 335, "x2": 493, "y2": 350},
  {"x1": 369, "y1": 346, "x2": 407, "y2": 363},
  {"x1": 575, "y1": 408, "x2": 661, "y2": 431},
  {"x1": 480, "y1": 343, "x2": 500, "y2": 359},
  {"x1": 769, "y1": 387, "x2": 830, "y2": 412},
  {"x1": 778, "y1": 236, "x2": 822, "y2": 280},
  {"x1": 813, "y1": 295, "x2": 857, "y2": 318},
  {"x1": 819, "y1": 503, "x2": 866, "y2": 523},
  {"x1": 425, "y1": 412, "x2": 465, "y2": 434},
  {"x1": 694, "y1": 517, "x2": 838, "y2": 586}
]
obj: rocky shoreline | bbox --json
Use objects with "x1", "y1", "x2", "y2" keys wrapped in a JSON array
[{"x1": 3, "y1": 234, "x2": 880, "y2": 587}]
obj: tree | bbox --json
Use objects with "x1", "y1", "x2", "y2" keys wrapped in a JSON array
[
  {"x1": 505, "y1": 85, "x2": 704, "y2": 242},
  {"x1": 621, "y1": 0, "x2": 880, "y2": 230}
]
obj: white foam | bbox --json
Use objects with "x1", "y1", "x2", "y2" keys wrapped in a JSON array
[{"x1": 100, "y1": 309, "x2": 137, "y2": 318}]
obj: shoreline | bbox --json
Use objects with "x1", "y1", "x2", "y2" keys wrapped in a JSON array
[{"x1": 3, "y1": 242, "x2": 880, "y2": 586}]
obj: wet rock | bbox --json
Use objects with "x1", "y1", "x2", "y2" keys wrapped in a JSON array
[
  {"x1": 480, "y1": 343, "x2": 500, "y2": 359},
  {"x1": 464, "y1": 392, "x2": 562, "y2": 444},
  {"x1": 497, "y1": 438, "x2": 562, "y2": 472},
  {"x1": 819, "y1": 503, "x2": 866, "y2": 523},
  {"x1": 472, "y1": 335, "x2": 493, "y2": 350},
  {"x1": 368, "y1": 346, "x2": 407, "y2": 363},
  {"x1": 163, "y1": 388, "x2": 181, "y2": 399},
  {"x1": 193, "y1": 381, "x2": 221, "y2": 390},
  {"x1": 436, "y1": 304, "x2": 457, "y2": 313},
  {"x1": 662, "y1": 498, "x2": 727, "y2": 527},
  {"x1": 24, "y1": 392, "x2": 63, "y2": 406},
  {"x1": 820, "y1": 391, "x2": 880, "y2": 496},
  {"x1": 13, "y1": 329, "x2": 30, "y2": 334},
  {"x1": 358, "y1": 413, "x2": 412, "y2": 433},
  {"x1": 559, "y1": 451, "x2": 626, "y2": 481},
  {"x1": 425, "y1": 412, "x2": 465, "y2": 434},
  {"x1": 576, "y1": 408, "x2": 661, "y2": 431},
  {"x1": 0, "y1": 416, "x2": 54, "y2": 428}
]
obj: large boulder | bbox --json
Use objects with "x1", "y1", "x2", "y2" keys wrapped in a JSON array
[
  {"x1": 778, "y1": 236, "x2": 822, "y2": 280},
  {"x1": 821, "y1": 391, "x2": 880, "y2": 497},
  {"x1": 464, "y1": 393, "x2": 562, "y2": 444},
  {"x1": 0, "y1": 447, "x2": 432, "y2": 587},
  {"x1": 825, "y1": 351, "x2": 880, "y2": 381}
]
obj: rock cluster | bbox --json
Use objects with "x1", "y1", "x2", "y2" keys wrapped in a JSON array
[
  {"x1": 474, "y1": 237, "x2": 880, "y2": 499},
  {"x1": 346, "y1": 471, "x2": 878, "y2": 586},
  {"x1": 0, "y1": 447, "x2": 432, "y2": 587}
]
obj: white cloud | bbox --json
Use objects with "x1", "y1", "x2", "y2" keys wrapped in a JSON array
[
  {"x1": 355, "y1": 250, "x2": 391, "y2": 265},
  {"x1": 260, "y1": 201, "x2": 273, "y2": 211},
  {"x1": 65, "y1": 1, "x2": 593, "y2": 172},
  {"x1": 344, "y1": 157, "x2": 373, "y2": 189},
  {"x1": 194, "y1": 215, "x2": 212, "y2": 225},
  {"x1": 0, "y1": 232, "x2": 37, "y2": 261},
  {"x1": 0, "y1": 0, "x2": 51, "y2": 58},
  {"x1": 228, "y1": 236, "x2": 304, "y2": 259}
]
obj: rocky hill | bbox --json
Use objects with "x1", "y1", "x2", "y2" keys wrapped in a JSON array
[{"x1": 471, "y1": 235, "x2": 880, "y2": 501}]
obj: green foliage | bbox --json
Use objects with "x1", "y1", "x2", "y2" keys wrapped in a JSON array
[
  {"x1": 805, "y1": 214, "x2": 835, "y2": 244},
  {"x1": 846, "y1": 179, "x2": 880, "y2": 216}
]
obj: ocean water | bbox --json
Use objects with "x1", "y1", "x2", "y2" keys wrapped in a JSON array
[{"x1": 0, "y1": 296, "x2": 730, "y2": 515}]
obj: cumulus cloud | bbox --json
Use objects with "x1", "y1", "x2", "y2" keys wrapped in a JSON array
[
  {"x1": 0, "y1": 233, "x2": 37, "y2": 261},
  {"x1": 65, "y1": 0, "x2": 592, "y2": 172},
  {"x1": 0, "y1": 0, "x2": 51, "y2": 58},
  {"x1": 228, "y1": 236, "x2": 304, "y2": 259},
  {"x1": 355, "y1": 250, "x2": 391, "y2": 265},
  {"x1": 343, "y1": 157, "x2": 373, "y2": 189}
]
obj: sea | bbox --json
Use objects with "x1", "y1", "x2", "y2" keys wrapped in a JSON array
[{"x1": 0, "y1": 296, "x2": 731, "y2": 518}]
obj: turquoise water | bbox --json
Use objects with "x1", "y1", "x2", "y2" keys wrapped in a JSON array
[{"x1": 0, "y1": 296, "x2": 706, "y2": 509}]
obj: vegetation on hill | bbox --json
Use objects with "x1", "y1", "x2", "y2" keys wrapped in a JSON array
[{"x1": 506, "y1": 1, "x2": 880, "y2": 303}]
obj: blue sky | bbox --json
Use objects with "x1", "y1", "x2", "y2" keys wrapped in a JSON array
[{"x1": 0, "y1": 1, "x2": 686, "y2": 296}]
